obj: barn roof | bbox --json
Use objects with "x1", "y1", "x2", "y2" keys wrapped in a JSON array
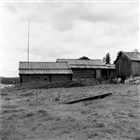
[
  {"x1": 19, "y1": 62, "x2": 73, "y2": 74},
  {"x1": 114, "y1": 52, "x2": 140, "y2": 63},
  {"x1": 122, "y1": 52, "x2": 140, "y2": 61},
  {"x1": 56, "y1": 59, "x2": 115, "y2": 69}
]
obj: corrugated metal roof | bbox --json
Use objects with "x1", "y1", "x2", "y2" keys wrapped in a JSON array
[
  {"x1": 122, "y1": 52, "x2": 140, "y2": 61},
  {"x1": 57, "y1": 59, "x2": 115, "y2": 69},
  {"x1": 19, "y1": 62, "x2": 73, "y2": 74}
]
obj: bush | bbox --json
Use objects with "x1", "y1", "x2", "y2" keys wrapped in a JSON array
[
  {"x1": 65, "y1": 81, "x2": 85, "y2": 88},
  {"x1": 36, "y1": 80, "x2": 85, "y2": 89}
]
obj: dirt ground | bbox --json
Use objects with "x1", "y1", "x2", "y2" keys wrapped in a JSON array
[{"x1": 0, "y1": 83, "x2": 140, "y2": 140}]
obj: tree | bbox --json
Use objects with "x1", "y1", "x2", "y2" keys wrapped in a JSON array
[
  {"x1": 133, "y1": 49, "x2": 140, "y2": 55},
  {"x1": 78, "y1": 56, "x2": 90, "y2": 60},
  {"x1": 103, "y1": 53, "x2": 111, "y2": 64},
  {"x1": 113, "y1": 51, "x2": 122, "y2": 64},
  {"x1": 117, "y1": 51, "x2": 122, "y2": 57},
  {"x1": 103, "y1": 57, "x2": 106, "y2": 63}
]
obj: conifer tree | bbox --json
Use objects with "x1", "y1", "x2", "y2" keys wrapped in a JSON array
[{"x1": 103, "y1": 53, "x2": 111, "y2": 64}]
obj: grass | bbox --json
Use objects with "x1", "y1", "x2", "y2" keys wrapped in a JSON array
[{"x1": 0, "y1": 83, "x2": 140, "y2": 140}]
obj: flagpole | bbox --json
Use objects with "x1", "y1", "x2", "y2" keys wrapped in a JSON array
[{"x1": 28, "y1": 21, "x2": 30, "y2": 62}]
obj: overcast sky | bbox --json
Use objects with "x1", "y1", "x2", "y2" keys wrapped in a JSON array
[{"x1": 1, "y1": 1, "x2": 139, "y2": 77}]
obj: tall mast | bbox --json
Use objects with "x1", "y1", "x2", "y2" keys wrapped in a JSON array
[{"x1": 28, "y1": 21, "x2": 30, "y2": 62}]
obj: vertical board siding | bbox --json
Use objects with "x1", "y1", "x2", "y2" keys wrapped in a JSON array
[
  {"x1": 132, "y1": 62, "x2": 140, "y2": 76},
  {"x1": 115, "y1": 54, "x2": 132, "y2": 77}
]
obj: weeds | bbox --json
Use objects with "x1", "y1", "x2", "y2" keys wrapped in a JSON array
[
  {"x1": 23, "y1": 112, "x2": 34, "y2": 118},
  {"x1": 38, "y1": 109, "x2": 46, "y2": 114},
  {"x1": 54, "y1": 97, "x2": 60, "y2": 102},
  {"x1": 128, "y1": 112, "x2": 136, "y2": 118},
  {"x1": 4, "y1": 97, "x2": 10, "y2": 100},
  {"x1": 3, "y1": 105, "x2": 17, "y2": 108},
  {"x1": 135, "y1": 137, "x2": 140, "y2": 140},
  {"x1": 20, "y1": 92, "x2": 34, "y2": 96},
  {"x1": 2, "y1": 109, "x2": 24, "y2": 114},
  {"x1": 97, "y1": 122, "x2": 105, "y2": 128},
  {"x1": 88, "y1": 132, "x2": 98, "y2": 138},
  {"x1": 36, "y1": 80, "x2": 85, "y2": 89}
]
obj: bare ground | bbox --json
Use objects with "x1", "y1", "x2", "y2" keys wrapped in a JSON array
[{"x1": 0, "y1": 84, "x2": 140, "y2": 140}]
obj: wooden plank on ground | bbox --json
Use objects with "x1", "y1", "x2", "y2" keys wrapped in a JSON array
[{"x1": 65, "y1": 93, "x2": 112, "y2": 104}]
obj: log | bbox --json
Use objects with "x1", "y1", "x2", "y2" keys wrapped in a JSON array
[{"x1": 65, "y1": 93, "x2": 112, "y2": 104}]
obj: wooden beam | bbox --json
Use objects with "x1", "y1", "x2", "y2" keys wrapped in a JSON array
[{"x1": 65, "y1": 93, "x2": 112, "y2": 104}]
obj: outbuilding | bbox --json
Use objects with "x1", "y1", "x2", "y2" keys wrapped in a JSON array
[
  {"x1": 114, "y1": 51, "x2": 140, "y2": 78},
  {"x1": 57, "y1": 58, "x2": 115, "y2": 80},
  {"x1": 19, "y1": 62, "x2": 73, "y2": 83}
]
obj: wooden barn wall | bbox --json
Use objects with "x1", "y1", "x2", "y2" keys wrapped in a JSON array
[
  {"x1": 115, "y1": 54, "x2": 132, "y2": 77},
  {"x1": 102, "y1": 69, "x2": 115, "y2": 78},
  {"x1": 72, "y1": 68, "x2": 96, "y2": 80},
  {"x1": 131, "y1": 61, "x2": 140, "y2": 76},
  {"x1": 20, "y1": 74, "x2": 50, "y2": 83},
  {"x1": 110, "y1": 69, "x2": 116, "y2": 76},
  {"x1": 20, "y1": 74, "x2": 72, "y2": 83},
  {"x1": 96, "y1": 69, "x2": 101, "y2": 79},
  {"x1": 71, "y1": 68, "x2": 114, "y2": 80},
  {"x1": 51, "y1": 74, "x2": 72, "y2": 82}
]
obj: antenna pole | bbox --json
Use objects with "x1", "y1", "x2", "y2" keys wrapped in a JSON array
[{"x1": 28, "y1": 21, "x2": 30, "y2": 62}]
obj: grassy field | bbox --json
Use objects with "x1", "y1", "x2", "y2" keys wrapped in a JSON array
[{"x1": 0, "y1": 83, "x2": 140, "y2": 140}]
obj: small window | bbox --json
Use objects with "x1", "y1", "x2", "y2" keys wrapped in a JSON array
[{"x1": 44, "y1": 78, "x2": 47, "y2": 81}]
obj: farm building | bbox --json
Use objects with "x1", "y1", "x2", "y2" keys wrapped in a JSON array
[
  {"x1": 114, "y1": 51, "x2": 140, "y2": 78},
  {"x1": 19, "y1": 62, "x2": 73, "y2": 83},
  {"x1": 57, "y1": 58, "x2": 115, "y2": 80}
]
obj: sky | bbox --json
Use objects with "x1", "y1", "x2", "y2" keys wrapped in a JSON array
[{"x1": 1, "y1": 1, "x2": 139, "y2": 77}]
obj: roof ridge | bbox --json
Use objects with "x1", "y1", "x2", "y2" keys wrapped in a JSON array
[
  {"x1": 19, "y1": 61, "x2": 68, "y2": 63},
  {"x1": 57, "y1": 59, "x2": 103, "y2": 60}
]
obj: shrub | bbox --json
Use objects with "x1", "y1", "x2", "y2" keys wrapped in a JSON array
[{"x1": 135, "y1": 137, "x2": 140, "y2": 140}]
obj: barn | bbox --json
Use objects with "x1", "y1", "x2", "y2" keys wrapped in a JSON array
[
  {"x1": 19, "y1": 62, "x2": 73, "y2": 83},
  {"x1": 114, "y1": 51, "x2": 140, "y2": 78},
  {"x1": 57, "y1": 58, "x2": 115, "y2": 80}
]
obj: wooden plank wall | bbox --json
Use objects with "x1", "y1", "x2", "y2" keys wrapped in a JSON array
[
  {"x1": 51, "y1": 75, "x2": 71, "y2": 82},
  {"x1": 20, "y1": 74, "x2": 71, "y2": 83},
  {"x1": 96, "y1": 69, "x2": 101, "y2": 78},
  {"x1": 132, "y1": 61, "x2": 140, "y2": 76},
  {"x1": 110, "y1": 69, "x2": 116, "y2": 77},
  {"x1": 72, "y1": 68, "x2": 96, "y2": 80},
  {"x1": 101, "y1": 69, "x2": 115, "y2": 78},
  {"x1": 71, "y1": 68, "x2": 114, "y2": 80},
  {"x1": 115, "y1": 54, "x2": 132, "y2": 77},
  {"x1": 20, "y1": 74, "x2": 50, "y2": 83}
]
